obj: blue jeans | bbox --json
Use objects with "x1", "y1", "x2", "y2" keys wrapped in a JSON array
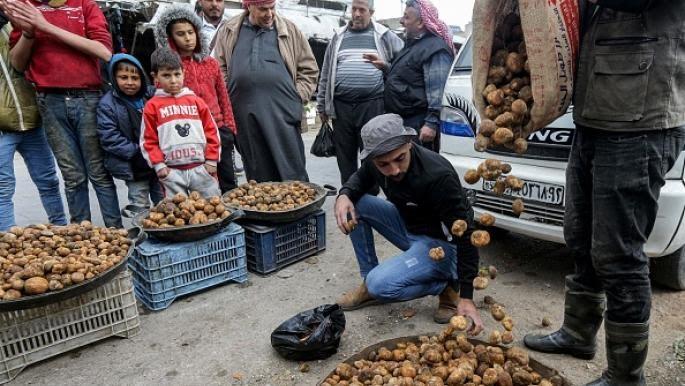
[
  {"x1": 350, "y1": 194, "x2": 458, "y2": 302},
  {"x1": 0, "y1": 128, "x2": 67, "y2": 230},
  {"x1": 37, "y1": 92, "x2": 122, "y2": 228},
  {"x1": 125, "y1": 178, "x2": 163, "y2": 208}
]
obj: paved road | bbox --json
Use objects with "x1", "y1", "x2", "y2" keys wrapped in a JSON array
[{"x1": 6, "y1": 131, "x2": 685, "y2": 385}]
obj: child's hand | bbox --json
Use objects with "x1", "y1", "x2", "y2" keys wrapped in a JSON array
[
  {"x1": 157, "y1": 167, "x2": 170, "y2": 179},
  {"x1": 204, "y1": 163, "x2": 217, "y2": 176}
]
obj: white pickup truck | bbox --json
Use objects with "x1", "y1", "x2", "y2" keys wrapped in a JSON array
[{"x1": 439, "y1": 37, "x2": 685, "y2": 290}]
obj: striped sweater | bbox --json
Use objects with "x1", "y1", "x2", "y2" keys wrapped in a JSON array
[
  {"x1": 334, "y1": 27, "x2": 384, "y2": 101},
  {"x1": 140, "y1": 88, "x2": 221, "y2": 172}
]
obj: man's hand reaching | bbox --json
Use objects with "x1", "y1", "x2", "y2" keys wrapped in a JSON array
[
  {"x1": 334, "y1": 195, "x2": 358, "y2": 235},
  {"x1": 458, "y1": 298, "x2": 484, "y2": 336}
]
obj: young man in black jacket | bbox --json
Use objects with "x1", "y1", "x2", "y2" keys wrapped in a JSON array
[{"x1": 334, "y1": 113, "x2": 484, "y2": 332}]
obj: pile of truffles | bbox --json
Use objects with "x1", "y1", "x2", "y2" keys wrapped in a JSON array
[
  {"x1": 322, "y1": 315, "x2": 563, "y2": 386},
  {"x1": 477, "y1": 13, "x2": 532, "y2": 154},
  {"x1": 224, "y1": 181, "x2": 318, "y2": 212},
  {"x1": 463, "y1": 159, "x2": 525, "y2": 217},
  {"x1": 142, "y1": 193, "x2": 230, "y2": 228},
  {"x1": 0, "y1": 222, "x2": 130, "y2": 299}
]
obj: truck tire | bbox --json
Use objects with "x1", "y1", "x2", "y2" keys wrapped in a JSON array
[{"x1": 651, "y1": 247, "x2": 685, "y2": 290}]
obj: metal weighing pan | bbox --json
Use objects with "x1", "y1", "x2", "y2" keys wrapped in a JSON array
[
  {"x1": 129, "y1": 208, "x2": 245, "y2": 243},
  {"x1": 223, "y1": 181, "x2": 337, "y2": 223},
  {"x1": 318, "y1": 335, "x2": 570, "y2": 385},
  {"x1": 0, "y1": 227, "x2": 144, "y2": 311}
]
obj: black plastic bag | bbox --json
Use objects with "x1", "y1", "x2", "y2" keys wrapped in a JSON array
[
  {"x1": 271, "y1": 304, "x2": 346, "y2": 361},
  {"x1": 310, "y1": 121, "x2": 336, "y2": 157}
]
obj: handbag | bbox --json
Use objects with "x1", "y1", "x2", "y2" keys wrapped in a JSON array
[{"x1": 310, "y1": 121, "x2": 336, "y2": 158}]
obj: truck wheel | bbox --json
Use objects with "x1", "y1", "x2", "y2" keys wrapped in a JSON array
[{"x1": 651, "y1": 247, "x2": 685, "y2": 290}]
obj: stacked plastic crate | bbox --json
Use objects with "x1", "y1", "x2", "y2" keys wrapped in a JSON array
[
  {"x1": 241, "y1": 210, "x2": 327, "y2": 276},
  {"x1": 0, "y1": 270, "x2": 140, "y2": 384},
  {"x1": 128, "y1": 223, "x2": 247, "y2": 311}
]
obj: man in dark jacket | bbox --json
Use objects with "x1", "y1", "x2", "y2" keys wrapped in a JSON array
[
  {"x1": 97, "y1": 54, "x2": 162, "y2": 211},
  {"x1": 334, "y1": 113, "x2": 484, "y2": 331},
  {"x1": 367, "y1": 0, "x2": 454, "y2": 152},
  {"x1": 524, "y1": 1, "x2": 685, "y2": 385}
]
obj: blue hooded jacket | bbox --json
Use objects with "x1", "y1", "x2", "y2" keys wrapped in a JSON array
[{"x1": 97, "y1": 54, "x2": 155, "y2": 181}]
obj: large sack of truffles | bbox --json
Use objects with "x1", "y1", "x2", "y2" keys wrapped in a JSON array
[{"x1": 472, "y1": 0, "x2": 580, "y2": 146}]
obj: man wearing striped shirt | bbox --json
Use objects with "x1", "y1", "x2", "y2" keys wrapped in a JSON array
[{"x1": 316, "y1": 0, "x2": 403, "y2": 184}]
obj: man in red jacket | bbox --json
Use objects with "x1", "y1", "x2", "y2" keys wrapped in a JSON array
[{"x1": 0, "y1": 0, "x2": 122, "y2": 228}]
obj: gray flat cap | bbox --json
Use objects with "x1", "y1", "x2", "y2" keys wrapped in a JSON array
[{"x1": 360, "y1": 114, "x2": 417, "y2": 159}]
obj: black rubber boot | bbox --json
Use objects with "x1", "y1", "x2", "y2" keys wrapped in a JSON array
[
  {"x1": 524, "y1": 288, "x2": 604, "y2": 359},
  {"x1": 586, "y1": 319, "x2": 649, "y2": 386}
]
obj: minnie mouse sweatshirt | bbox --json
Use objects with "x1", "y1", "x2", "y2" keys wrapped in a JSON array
[{"x1": 140, "y1": 87, "x2": 221, "y2": 171}]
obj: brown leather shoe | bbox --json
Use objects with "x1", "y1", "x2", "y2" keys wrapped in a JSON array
[
  {"x1": 434, "y1": 286, "x2": 460, "y2": 324},
  {"x1": 336, "y1": 283, "x2": 379, "y2": 311}
]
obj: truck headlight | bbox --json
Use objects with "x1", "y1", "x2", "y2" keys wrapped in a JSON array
[{"x1": 440, "y1": 106, "x2": 474, "y2": 137}]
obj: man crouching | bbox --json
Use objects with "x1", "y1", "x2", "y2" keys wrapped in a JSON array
[{"x1": 335, "y1": 113, "x2": 484, "y2": 333}]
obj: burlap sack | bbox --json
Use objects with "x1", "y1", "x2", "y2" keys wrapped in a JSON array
[{"x1": 472, "y1": 0, "x2": 580, "y2": 135}]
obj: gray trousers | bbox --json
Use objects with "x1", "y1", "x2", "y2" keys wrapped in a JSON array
[
  {"x1": 159, "y1": 165, "x2": 221, "y2": 199},
  {"x1": 332, "y1": 97, "x2": 384, "y2": 185},
  {"x1": 564, "y1": 125, "x2": 685, "y2": 323}
]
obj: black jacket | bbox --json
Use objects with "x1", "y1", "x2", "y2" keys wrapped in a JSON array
[
  {"x1": 340, "y1": 145, "x2": 479, "y2": 299},
  {"x1": 96, "y1": 54, "x2": 155, "y2": 181},
  {"x1": 384, "y1": 33, "x2": 452, "y2": 118}
]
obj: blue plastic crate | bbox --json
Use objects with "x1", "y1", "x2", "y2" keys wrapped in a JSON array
[
  {"x1": 242, "y1": 210, "x2": 326, "y2": 275},
  {"x1": 129, "y1": 223, "x2": 247, "y2": 310}
]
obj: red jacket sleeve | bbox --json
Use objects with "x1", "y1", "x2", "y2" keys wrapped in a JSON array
[
  {"x1": 198, "y1": 98, "x2": 221, "y2": 163},
  {"x1": 212, "y1": 59, "x2": 237, "y2": 134},
  {"x1": 140, "y1": 103, "x2": 166, "y2": 170},
  {"x1": 83, "y1": 0, "x2": 113, "y2": 52}
]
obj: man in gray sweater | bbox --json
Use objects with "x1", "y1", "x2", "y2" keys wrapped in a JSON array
[{"x1": 316, "y1": 0, "x2": 403, "y2": 185}]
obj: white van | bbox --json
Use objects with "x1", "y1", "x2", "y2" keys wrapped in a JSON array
[{"x1": 439, "y1": 37, "x2": 685, "y2": 290}]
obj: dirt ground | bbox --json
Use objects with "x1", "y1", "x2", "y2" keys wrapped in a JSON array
[{"x1": 7, "y1": 132, "x2": 685, "y2": 386}]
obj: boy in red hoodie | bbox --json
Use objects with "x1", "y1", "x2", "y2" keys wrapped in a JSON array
[
  {"x1": 155, "y1": 5, "x2": 238, "y2": 193},
  {"x1": 140, "y1": 47, "x2": 221, "y2": 198}
]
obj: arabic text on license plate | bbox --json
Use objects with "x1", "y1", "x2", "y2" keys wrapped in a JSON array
[{"x1": 482, "y1": 180, "x2": 564, "y2": 205}]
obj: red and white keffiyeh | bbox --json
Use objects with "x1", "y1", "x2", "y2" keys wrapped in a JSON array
[
  {"x1": 413, "y1": 0, "x2": 455, "y2": 54},
  {"x1": 242, "y1": 0, "x2": 276, "y2": 9}
]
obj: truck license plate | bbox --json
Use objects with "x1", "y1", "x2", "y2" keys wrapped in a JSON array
[{"x1": 482, "y1": 179, "x2": 564, "y2": 205}]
